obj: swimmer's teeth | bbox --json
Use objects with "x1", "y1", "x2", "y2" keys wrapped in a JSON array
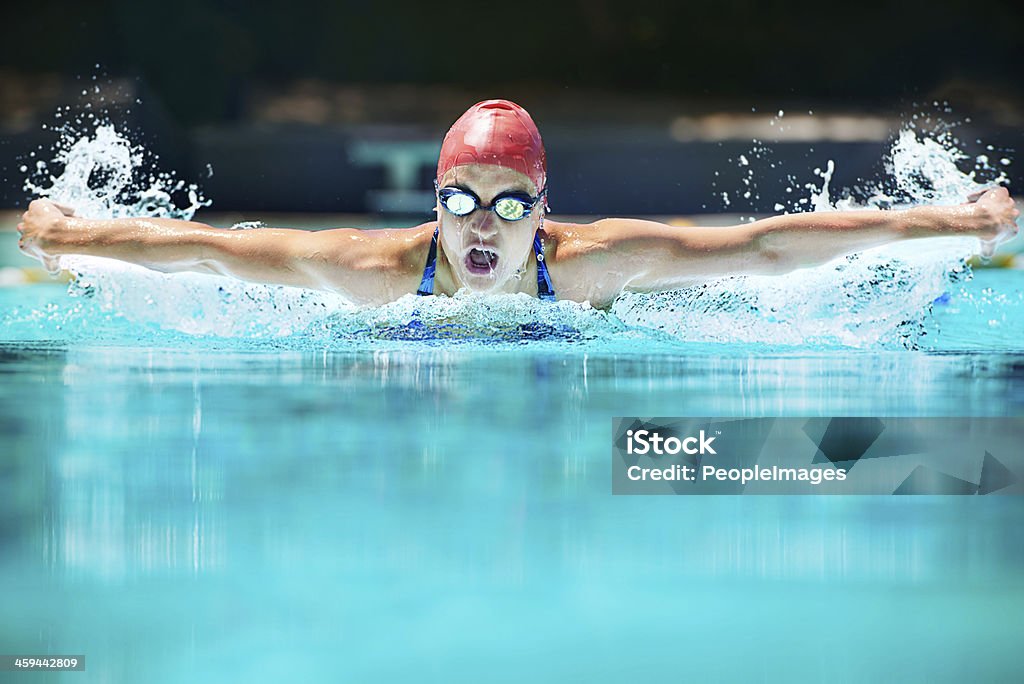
[{"x1": 468, "y1": 248, "x2": 498, "y2": 268}]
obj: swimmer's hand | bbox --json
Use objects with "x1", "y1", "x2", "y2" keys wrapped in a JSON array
[
  {"x1": 963, "y1": 186, "x2": 1019, "y2": 240},
  {"x1": 16, "y1": 198, "x2": 76, "y2": 275}
]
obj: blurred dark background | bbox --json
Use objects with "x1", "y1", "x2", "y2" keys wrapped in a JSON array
[{"x1": 2, "y1": 0, "x2": 1022, "y2": 217}]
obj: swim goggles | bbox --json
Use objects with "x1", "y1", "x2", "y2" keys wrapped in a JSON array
[{"x1": 434, "y1": 180, "x2": 547, "y2": 222}]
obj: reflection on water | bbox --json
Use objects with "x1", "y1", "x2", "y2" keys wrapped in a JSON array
[{"x1": 1, "y1": 345, "x2": 1024, "y2": 682}]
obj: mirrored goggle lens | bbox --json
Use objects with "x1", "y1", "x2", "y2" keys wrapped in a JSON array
[
  {"x1": 442, "y1": 192, "x2": 476, "y2": 216},
  {"x1": 494, "y1": 197, "x2": 528, "y2": 221}
]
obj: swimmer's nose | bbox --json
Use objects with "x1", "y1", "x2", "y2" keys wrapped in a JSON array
[{"x1": 473, "y1": 210, "x2": 500, "y2": 239}]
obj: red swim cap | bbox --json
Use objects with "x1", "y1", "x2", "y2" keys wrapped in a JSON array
[{"x1": 436, "y1": 99, "x2": 547, "y2": 193}]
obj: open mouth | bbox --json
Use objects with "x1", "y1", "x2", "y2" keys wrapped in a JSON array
[{"x1": 464, "y1": 247, "x2": 499, "y2": 275}]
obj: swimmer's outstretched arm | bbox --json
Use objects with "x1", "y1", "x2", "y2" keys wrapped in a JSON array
[
  {"x1": 580, "y1": 187, "x2": 1019, "y2": 294},
  {"x1": 15, "y1": 199, "x2": 424, "y2": 305}
]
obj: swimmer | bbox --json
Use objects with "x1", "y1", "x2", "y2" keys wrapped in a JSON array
[{"x1": 15, "y1": 99, "x2": 1020, "y2": 309}]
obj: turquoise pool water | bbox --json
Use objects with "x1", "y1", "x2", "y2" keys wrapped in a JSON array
[{"x1": 1, "y1": 268, "x2": 1023, "y2": 683}]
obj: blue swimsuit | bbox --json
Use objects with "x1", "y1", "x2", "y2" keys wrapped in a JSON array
[{"x1": 416, "y1": 227, "x2": 556, "y2": 301}]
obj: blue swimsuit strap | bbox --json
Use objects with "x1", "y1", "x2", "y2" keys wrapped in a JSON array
[
  {"x1": 417, "y1": 227, "x2": 556, "y2": 301},
  {"x1": 415, "y1": 228, "x2": 439, "y2": 296},
  {"x1": 533, "y1": 232, "x2": 556, "y2": 302}
]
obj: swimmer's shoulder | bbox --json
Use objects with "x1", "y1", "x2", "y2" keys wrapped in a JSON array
[
  {"x1": 540, "y1": 220, "x2": 627, "y2": 308},
  {"x1": 321, "y1": 221, "x2": 435, "y2": 274},
  {"x1": 381, "y1": 221, "x2": 437, "y2": 274},
  {"x1": 306, "y1": 222, "x2": 434, "y2": 303},
  {"x1": 538, "y1": 220, "x2": 608, "y2": 263},
  {"x1": 372, "y1": 222, "x2": 438, "y2": 292}
]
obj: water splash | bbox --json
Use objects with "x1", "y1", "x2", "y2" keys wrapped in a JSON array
[
  {"x1": 19, "y1": 113, "x2": 357, "y2": 340},
  {"x1": 617, "y1": 109, "x2": 1012, "y2": 349},
  {"x1": 309, "y1": 290, "x2": 633, "y2": 346},
  {"x1": 25, "y1": 124, "x2": 208, "y2": 222}
]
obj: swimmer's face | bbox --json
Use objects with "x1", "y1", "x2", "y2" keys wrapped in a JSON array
[{"x1": 436, "y1": 164, "x2": 544, "y2": 293}]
